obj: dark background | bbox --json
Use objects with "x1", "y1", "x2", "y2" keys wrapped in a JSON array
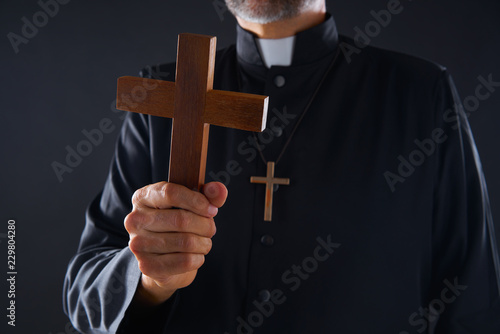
[{"x1": 0, "y1": 0, "x2": 499, "y2": 333}]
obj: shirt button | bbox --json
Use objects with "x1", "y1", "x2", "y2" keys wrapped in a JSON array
[
  {"x1": 274, "y1": 75, "x2": 286, "y2": 88},
  {"x1": 260, "y1": 235, "x2": 274, "y2": 246},
  {"x1": 258, "y1": 289, "x2": 271, "y2": 302},
  {"x1": 273, "y1": 126, "x2": 283, "y2": 137}
]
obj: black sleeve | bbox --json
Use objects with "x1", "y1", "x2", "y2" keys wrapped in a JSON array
[
  {"x1": 62, "y1": 110, "x2": 176, "y2": 333},
  {"x1": 117, "y1": 291, "x2": 180, "y2": 334},
  {"x1": 430, "y1": 71, "x2": 500, "y2": 333}
]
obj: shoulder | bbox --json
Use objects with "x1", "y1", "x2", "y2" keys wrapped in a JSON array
[{"x1": 337, "y1": 35, "x2": 448, "y2": 89}]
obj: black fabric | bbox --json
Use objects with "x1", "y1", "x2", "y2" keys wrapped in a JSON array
[
  {"x1": 117, "y1": 292, "x2": 180, "y2": 334},
  {"x1": 64, "y1": 14, "x2": 500, "y2": 333}
]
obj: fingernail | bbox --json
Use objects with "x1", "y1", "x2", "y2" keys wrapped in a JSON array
[
  {"x1": 204, "y1": 183, "x2": 217, "y2": 198},
  {"x1": 208, "y1": 204, "x2": 218, "y2": 216}
]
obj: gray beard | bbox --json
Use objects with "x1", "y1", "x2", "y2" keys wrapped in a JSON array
[{"x1": 225, "y1": 0, "x2": 315, "y2": 24}]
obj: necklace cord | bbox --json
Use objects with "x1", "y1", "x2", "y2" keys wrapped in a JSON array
[{"x1": 237, "y1": 46, "x2": 341, "y2": 166}]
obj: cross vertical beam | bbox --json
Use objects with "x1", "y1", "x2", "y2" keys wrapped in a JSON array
[{"x1": 169, "y1": 34, "x2": 216, "y2": 189}]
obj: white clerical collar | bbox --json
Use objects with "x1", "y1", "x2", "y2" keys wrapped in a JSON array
[{"x1": 255, "y1": 35, "x2": 296, "y2": 68}]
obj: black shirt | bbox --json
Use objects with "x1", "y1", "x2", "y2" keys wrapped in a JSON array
[{"x1": 64, "y1": 13, "x2": 500, "y2": 333}]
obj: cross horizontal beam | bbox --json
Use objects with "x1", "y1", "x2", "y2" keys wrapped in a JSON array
[{"x1": 117, "y1": 77, "x2": 268, "y2": 132}]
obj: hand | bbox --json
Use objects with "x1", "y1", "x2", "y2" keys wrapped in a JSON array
[{"x1": 124, "y1": 181, "x2": 228, "y2": 306}]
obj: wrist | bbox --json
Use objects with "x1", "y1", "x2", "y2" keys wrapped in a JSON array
[{"x1": 134, "y1": 274, "x2": 177, "y2": 307}]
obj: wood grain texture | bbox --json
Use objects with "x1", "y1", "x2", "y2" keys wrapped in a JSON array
[
  {"x1": 168, "y1": 34, "x2": 216, "y2": 190},
  {"x1": 115, "y1": 33, "x2": 269, "y2": 191},
  {"x1": 205, "y1": 90, "x2": 268, "y2": 132},
  {"x1": 116, "y1": 76, "x2": 175, "y2": 118}
]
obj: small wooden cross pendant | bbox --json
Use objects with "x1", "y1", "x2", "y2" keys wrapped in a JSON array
[{"x1": 251, "y1": 161, "x2": 290, "y2": 221}]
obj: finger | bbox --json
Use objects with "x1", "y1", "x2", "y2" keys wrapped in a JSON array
[
  {"x1": 202, "y1": 182, "x2": 228, "y2": 208},
  {"x1": 132, "y1": 182, "x2": 218, "y2": 218},
  {"x1": 138, "y1": 253, "x2": 206, "y2": 277},
  {"x1": 129, "y1": 232, "x2": 212, "y2": 255},
  {"x1": 125, "y1": 207, "x2": 216, "y2": 237}
]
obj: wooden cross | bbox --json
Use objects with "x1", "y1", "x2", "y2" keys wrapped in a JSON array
[
  {"x1": 251, "y1": 161, "x2": 290, "y2": 221},
  {"x1": 115, "y1": 33, "x2": 269, "y2": 190}
]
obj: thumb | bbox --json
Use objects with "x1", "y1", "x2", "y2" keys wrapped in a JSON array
[{"x1": 202, "y1": 182, "x2": 228, "y2": 208}]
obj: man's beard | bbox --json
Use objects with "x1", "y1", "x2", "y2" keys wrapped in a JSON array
[{"x1": 225, "y1": 0, "x2": 316, "y2": 24}]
